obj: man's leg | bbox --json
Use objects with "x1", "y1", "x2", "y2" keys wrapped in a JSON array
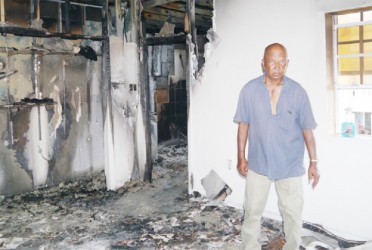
[
  {"x1": 275, "y1": 176, "x2": 304, "y2": 250},
  {"x1": 241, "y1": 170, "x2": 271, "y2": 250}
]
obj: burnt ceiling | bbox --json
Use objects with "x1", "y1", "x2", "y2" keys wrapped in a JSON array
[
  {"x1": 3, "y1": 0, "x2": 213, "y2": 36},
  {"x1": 141, "y1": 0, "x2": 214, "y2": 35},
  {"x1": 66, "y1": 0, "x2": 215, "y2": 34},
  {"x1": 92, "y1": 0, "x2": 214, "y2": 35}
]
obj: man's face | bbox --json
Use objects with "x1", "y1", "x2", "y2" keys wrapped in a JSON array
[{"x1": 262, "y1": 46, "x2": 288, "y2": 82}]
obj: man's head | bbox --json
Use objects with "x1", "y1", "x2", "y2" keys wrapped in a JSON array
[{"x1": 262, "y1": 43, "x2": 288, "y2": 82}]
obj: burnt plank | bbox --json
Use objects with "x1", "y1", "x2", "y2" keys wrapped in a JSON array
[
  {"x1": 142, "y1": 0, "x2": 179, "y2": 9},
  {"x1": 144, "y1": 33, "x2": 186, "y2": 45}
]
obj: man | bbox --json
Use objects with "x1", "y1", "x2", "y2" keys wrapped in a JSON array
[{"x1": 234, "y1": 43, "x2": 320, "y2": 250}]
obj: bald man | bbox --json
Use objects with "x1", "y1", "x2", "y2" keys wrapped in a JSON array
[{"x1": 234, "y1": 43, "x2": 319, "y2": 250}]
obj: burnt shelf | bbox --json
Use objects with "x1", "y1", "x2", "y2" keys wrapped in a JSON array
[
  {"x1": 0, "y1": 48, "x2": 103, "y2": 58},
  {"x1": 6, "y1": 50, "x2": 74, "y2": 56},
  {"x1": 0, "y1": 26, "x2": 105, "y2": 41},
  {"x1": 0, "y1": 102, "x2": 56, "y2": 110}
]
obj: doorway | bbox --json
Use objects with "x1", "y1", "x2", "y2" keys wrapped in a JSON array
[{"x1": 149, "y1": 44, "x2": 187, "y2": 143}]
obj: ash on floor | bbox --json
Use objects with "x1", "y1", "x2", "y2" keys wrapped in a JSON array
[{"x1": 0, "y1": 139, "x2": 369, "y2": 249}]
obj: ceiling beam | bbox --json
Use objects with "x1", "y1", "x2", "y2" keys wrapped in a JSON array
[
  {"x1": 161, "y1": 2, "x2": 212, "y2": 16},
  {"x1": 144, "y1": 33, "x2": 186, "y2": 45},
  {"x1": 143, "y1": 12, "x2": 211, "y2": 28},
  {"x1": 144, "y1": 7, "x2": 212, "y2": 22},
  {"x1": 142, "y1": 0, "x2": 179, "y2": 9},
  {"x1": 142, "y1": 0, "x2": 213, "y2": 10}
]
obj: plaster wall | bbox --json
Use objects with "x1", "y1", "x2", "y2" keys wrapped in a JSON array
[
  {"x1": 0, "y1": 37, "x2": 105, "y2": 194},
  {"x1": 105, "y1": 37, "x2": 147, "y2": 190},
  {"x1": 189, "y1": 0, "x2": 372, "y2": 240},
  {"x1": 0, "y1": 31, "x2": 147, "y2": 195}
]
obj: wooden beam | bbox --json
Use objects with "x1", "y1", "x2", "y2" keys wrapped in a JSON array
[
  {"x1": 189, "y1": 0, "x2": 198, "y2": 57},
  {"x1": 145, "y1": 7, "x2": 212, "y2": 22},
  {"x1": 0, "y1": 0, "x2": 5, "y2": 23},
  {"x1": 142, "y1": 0, "x2": 178, "y2": 10},
  {"x1": 143, "y1": 12, "x2": 211, "y2": 28},
  {"x1": 143, "y1": 11, "x2": 183, "y2": 24},
  {"x1": 144, "y1": 21, "x2": 210, "y2": 35},
  {"x1": 146, "y1": 6, "x2": 184, "y2": 18},
  {"x1": 57, "y1": 2, "x2": 62, "y2": 32},
  {"x1": 161, "y1": 2, "x2": 212, "y2": 16},
  {"x1": 144, "y1": 33, "x2": 186, "y2": 45},
  {"x1": 65, "y1": 0, "x2": 71, "y2": 33},
  {"x1": 195, "y1": 0, "x2": 213, "y2": 8},
  {"x1": 142, "y1": 0, "x2": 213, "y2": 9},
  {"x1": 36, "y1": 0, "x2": 40, "y2": 20},
  {"x1": 140, "y1": 42, "x2": 153, "y2": 183}
]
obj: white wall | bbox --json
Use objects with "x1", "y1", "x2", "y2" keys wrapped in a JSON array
[{"x1": 189, "y1": 0, "x2": 372, "y2": 241}]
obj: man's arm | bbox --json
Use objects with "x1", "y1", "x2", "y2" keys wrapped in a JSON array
[
  {"x1": 237, "y1": 122, "x2": 249, "y2": 176},
  {"x1": 303, "y1": 129, "x2": 320, "y2": 188}
]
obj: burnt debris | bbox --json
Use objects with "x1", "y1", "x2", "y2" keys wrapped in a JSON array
[
  {"x1": 76, "y1": 45, "x2": 98, "y2": 61},
  {"x1": 0, "y1": 140, "x2": 366, "y2": 249}
]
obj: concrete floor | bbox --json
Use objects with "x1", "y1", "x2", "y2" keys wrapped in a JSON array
[{"x1": 0, "y1": 139, "x2": 368, "y2": 249}]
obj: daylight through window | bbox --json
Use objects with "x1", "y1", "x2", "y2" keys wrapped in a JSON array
[{"x1": 333, "y1": 10, "x2": 372, "y2": 136}]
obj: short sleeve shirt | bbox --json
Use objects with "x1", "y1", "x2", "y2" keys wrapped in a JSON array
[{"x1": 234, "y1": 74, "x2": 317, "y2": 180}]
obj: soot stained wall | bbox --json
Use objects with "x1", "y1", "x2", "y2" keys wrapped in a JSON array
[{"x1": 0, "y1": 36, "x2": 104, "y2": 195}]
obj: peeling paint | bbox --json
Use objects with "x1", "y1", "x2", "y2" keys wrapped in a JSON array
[
  {"x1": 204, "y1": 28, "x2": 221, "y2": 60},
  {"x1": 186, "y1": 35, "x2": 199, "y2": 85}
]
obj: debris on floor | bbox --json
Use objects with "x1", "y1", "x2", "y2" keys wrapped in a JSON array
[
  {"x1": 201, "y1": 170, "x2": 232, "y2": 201},
  {"x1": 0, "y1": 139, "x2": 369, "y2": 249}
]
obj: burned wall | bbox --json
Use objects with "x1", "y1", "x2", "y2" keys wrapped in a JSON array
[
  {"x1": 105, "y1": 36, "x2": 148, "y2": 190},
  {"x1": 0, "y1": 0, "x2": 150, "y2": 197},
  {"x1": 0, "y1": 35, "x2": 104, "y2": 195}
]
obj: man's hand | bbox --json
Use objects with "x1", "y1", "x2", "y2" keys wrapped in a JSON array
[
  {"x1": 237, "y1": 158, "x2": 248, "y2": 177},
  {"x1": 308, "y1": 164, "x2": 320, "y2": 189},
  {"x1": 237, "y1": 123, "x2": 249, "y2": 177}
]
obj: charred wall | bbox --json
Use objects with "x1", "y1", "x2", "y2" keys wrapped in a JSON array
[
  {"x1": 0, "y1": 0, "x2": 151, "y2": 195},
  {"x1": 0, "y1": 35, "x2": 104, "y2": 195}
]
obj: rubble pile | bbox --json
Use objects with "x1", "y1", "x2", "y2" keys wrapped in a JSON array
[{"x1": 0, "y1": 139, "x2": 369, "y2": 249}]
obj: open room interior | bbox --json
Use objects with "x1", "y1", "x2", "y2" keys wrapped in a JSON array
[{"x1": 0, "y1": 0, "x2": 372, "y2": 249}]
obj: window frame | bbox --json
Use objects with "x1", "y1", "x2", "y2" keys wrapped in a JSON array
[{"x1": 333, "y1": 11, "x2": 372, "y2": 136}]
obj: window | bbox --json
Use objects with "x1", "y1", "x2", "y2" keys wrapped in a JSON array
[{"x1": 333, "y1": 10, "x2": 372, "y2": 136}]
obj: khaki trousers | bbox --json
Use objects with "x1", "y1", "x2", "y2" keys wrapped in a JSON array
[{"x1": 241, "y1": 170, "x2": 304, "y2": 250}]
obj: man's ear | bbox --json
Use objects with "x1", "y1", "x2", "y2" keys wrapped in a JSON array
[
  {"x1": 261, "y1": 60, "x2": 265, "y2": 73},
  {"x1": 285, "y1": 60, "x2": 289, "y2": 72}
]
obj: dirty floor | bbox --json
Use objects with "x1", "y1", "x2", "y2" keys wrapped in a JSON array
[{"x1": 0, "y1": 139, "x2": 369, "y2": 249}]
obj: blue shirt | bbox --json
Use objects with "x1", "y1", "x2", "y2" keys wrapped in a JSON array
[{"x1": 234, "y1": 74, "x2": 317, "y2": 180}]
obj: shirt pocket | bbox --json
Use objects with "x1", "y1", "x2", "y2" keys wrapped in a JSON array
[{"x1": 278, "y1": 109, "x2": 299, "y2": 132}]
